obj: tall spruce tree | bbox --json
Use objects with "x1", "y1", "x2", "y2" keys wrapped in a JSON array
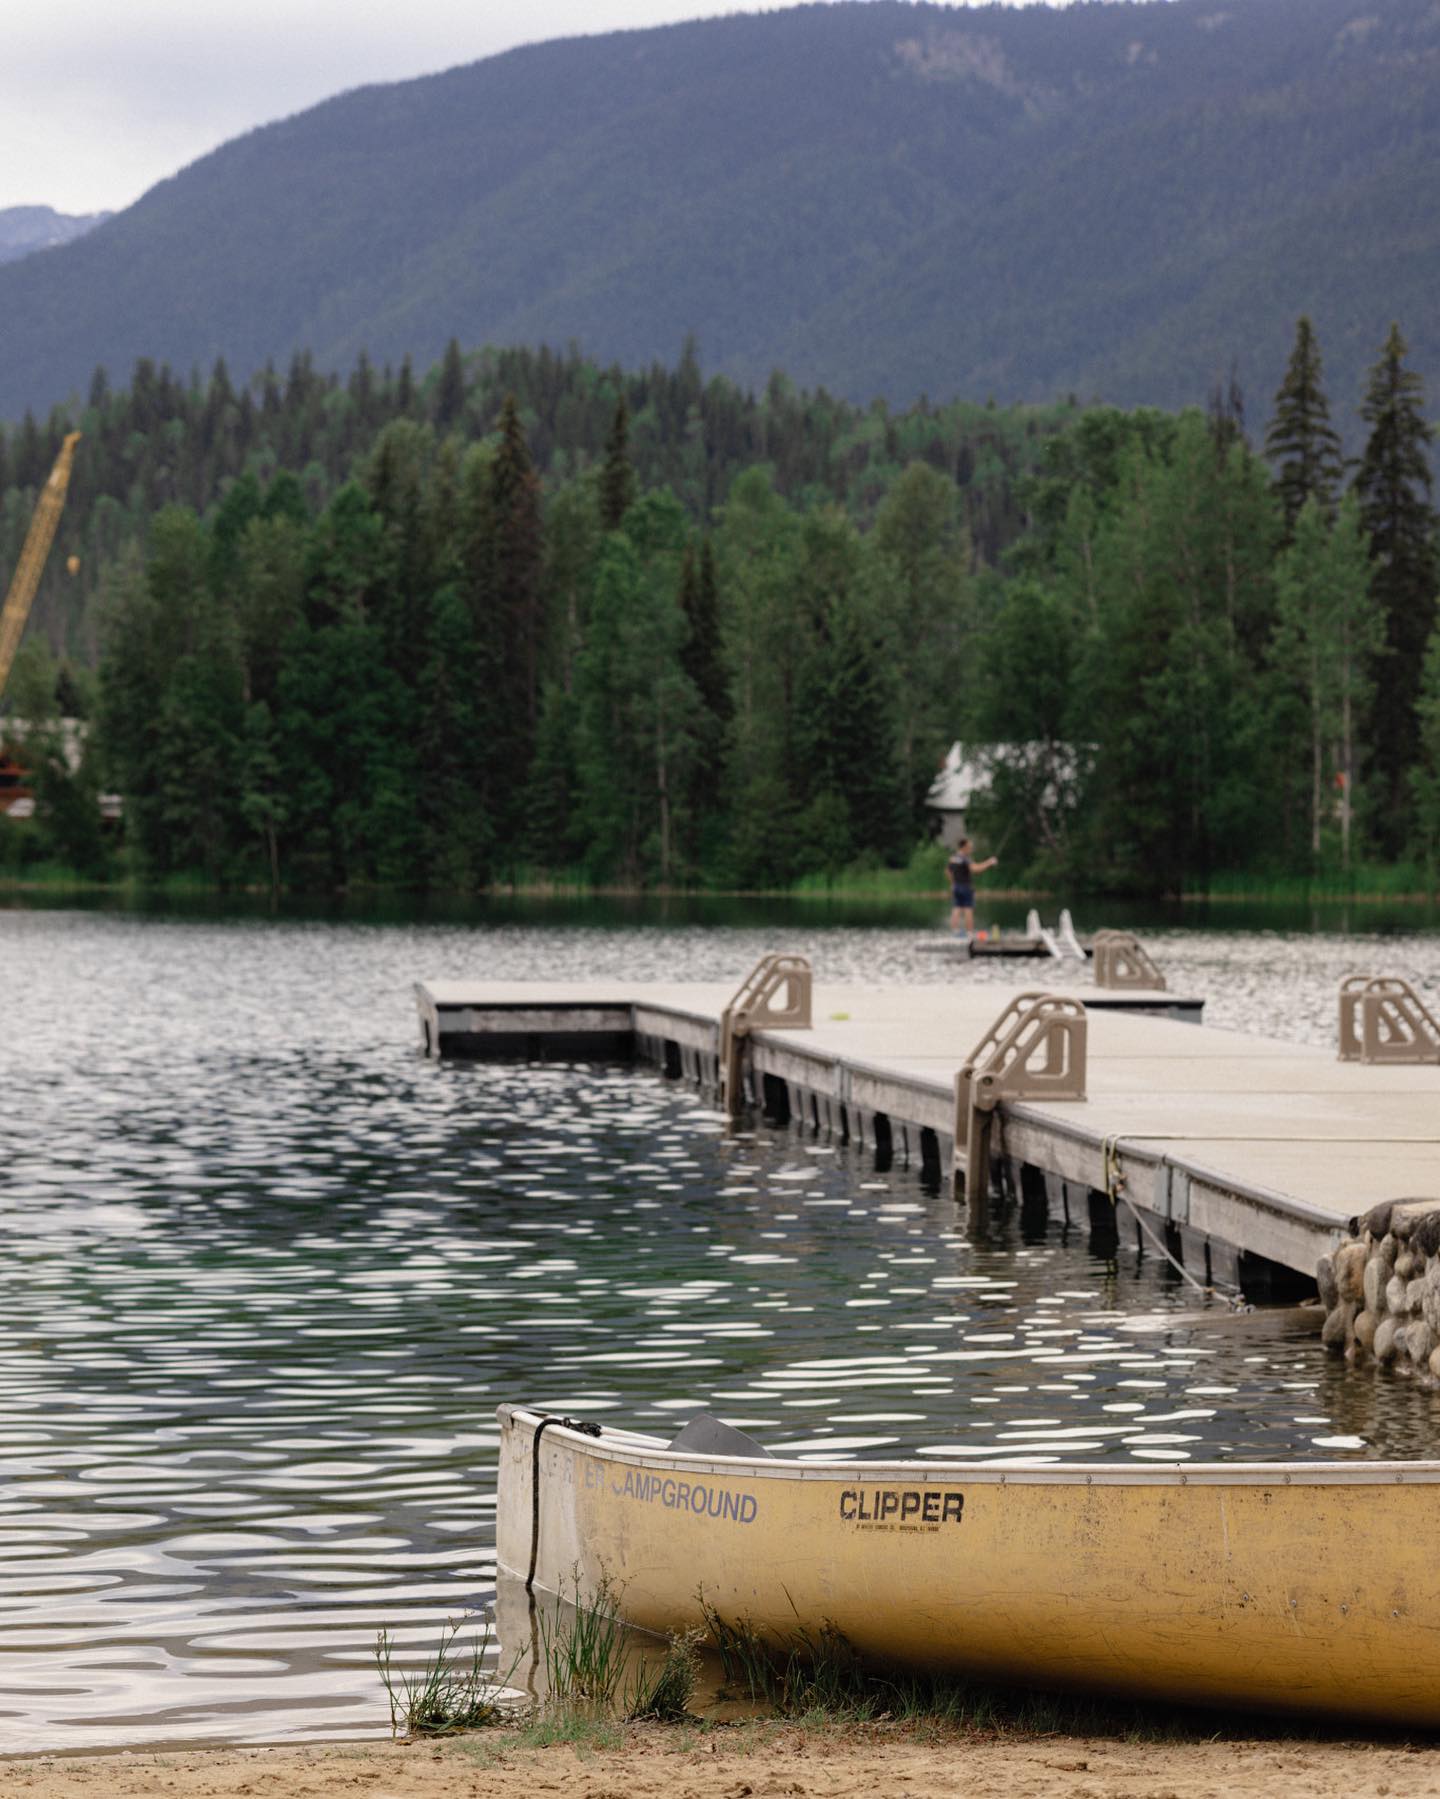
[
  {"x1": 572, "y1": 498, "x2": 698, "y2": 884},
  {"x1": 434, "y1": 338, "x2": 466, "y2": 430},
  {"x1": 490, "y1": 395, "x2": 544, "y2": 734},
  {"x1": 1412, "y1": 622, "x2": 1440, "y2": 873},
  {"x1": 676, "y1": 538, "x2": 730, "y2": 868},
  {"x1": 678, "y1": 539, "x2": 728, "y2": 723},
  {"x1": 395, "y1": 354, "x2": 416, "y2": 415},
  {"x1": 1352, "y1": 323, "x2": 1438, "y2": 845},
  {"x1": 1208, "y1": 360, "x2": 1247, "y2": 459},
  {"x1": 1265, "y1": 317, "x2": 1344, "y2": 537},
  {"x1": 364, "y1": 419, "x2": 432, "y2": 688},
  {"x1": 600, "y1": 396, "x2": 636, "y2": 531}
]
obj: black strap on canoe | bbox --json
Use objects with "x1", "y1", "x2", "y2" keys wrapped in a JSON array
[{"x1": 526, "y1": 1414, "x2": 602, "y2": 1594}]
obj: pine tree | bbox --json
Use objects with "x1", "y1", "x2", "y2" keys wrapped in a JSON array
[
  {"x1": 1352, "y1": 323, "x2": 1438, "y2": 846},
  {"x1": 239, "y1": 700, "x2": 286, "y2": 895},
  {"x1": 1265, "y1": 317, "x2": 1344, "y2": 537},
  {"x1": 434, "y1": 338, "x2": 466, "y2": 430},
  {"x1": 600, "y1": 396, "x2": 636, "y2": 531},
  {"x1": 414, "y1": 583, "x2": 489, "y2": 888},
  {"x1": 571, "y1": 495, "x2": 698, "y2": 883},
  {"x1": 821, "y1": 600, "x2": 908, "y2": 864},
  {"x1": 490, "y1": 395, "x2": 544, "y2": 734},
  {"x1": 678, "y1": 539, "x2": 728, "y2": 723},
  {"x1": 395, "y1": 354, "x2": 415, "y2": 415},
  {"x1": 1207, "y1": 361, "x2": 1246, "y2": 459},
  {"x1": 348, "y1": 351, "x2": 376, "y2": 429},
  {"x1": 522, "y1": 682, "x2": 579, "y2": 868},
  {"x1": 676, "y1": 538, "x2": 730, "y2": 868},
  {"x1": 1412, "y1": 621, "x2": 1440, "y2": 875},
  {"x1": 364, "y1": 419, "x2": 432, "y2": 687}
]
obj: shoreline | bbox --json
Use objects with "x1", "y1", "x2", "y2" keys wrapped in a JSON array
[
  {"x1": 5, "y1": 1723, "x2": 1438, "y2": 1798},
  {"x1": 3, "y1": 875, "x2": 1438, "y2": 907}
]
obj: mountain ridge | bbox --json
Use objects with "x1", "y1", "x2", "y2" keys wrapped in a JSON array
[
  {"x1": 1, "y1": 0, "x2": 1438, "y2": 421},
  {"x1": 0, "y1": 205, "x2": 110, "y2": 266}
]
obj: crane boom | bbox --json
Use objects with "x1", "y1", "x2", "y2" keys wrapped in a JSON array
[{"x1": 0, "y1": 431, "x2": 82, "y2": 700}]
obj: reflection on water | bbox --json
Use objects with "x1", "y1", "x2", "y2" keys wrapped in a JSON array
[
  {"x1": 2, "y1": 907, "x2": 1439, "y2": 1754},
  {"x1": 491, "y1": 1571, "x2": 759, "y2": 1725}
]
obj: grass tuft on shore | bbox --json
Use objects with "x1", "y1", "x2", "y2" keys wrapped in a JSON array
[
  {"x1": 535, "y1": 1575, "x2": 630, "y2": 1711},
  {"x1": 376, "y1": 1617, "x2": 515, "y2": 1737},
  {"x1": 625, "y1": 1628, "x2": 704, "y2": 1722},
  {"x1": 381, "y1": 1593, "x2": 1258, "y2": 1749}
]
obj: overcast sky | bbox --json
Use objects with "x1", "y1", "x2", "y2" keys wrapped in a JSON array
[{"x1": 3, "y1": 0, "x2": 1065, "y2": 215}]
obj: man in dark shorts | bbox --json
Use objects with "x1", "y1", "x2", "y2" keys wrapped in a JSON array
[{"x1": 946, "y1": 836, "x2": 997, "y2": 937}]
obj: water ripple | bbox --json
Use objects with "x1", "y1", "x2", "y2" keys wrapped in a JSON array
[{"x1": 3, "y1": 907, "x2": 1439, "y2": 1752}]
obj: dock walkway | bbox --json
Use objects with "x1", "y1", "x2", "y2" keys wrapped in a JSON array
[{"x1": 415, "y1": 978, "x2": 1440, "y2": 1291}]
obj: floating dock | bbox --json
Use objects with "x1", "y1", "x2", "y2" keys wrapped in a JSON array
[
  {"x1": 915, "y1": 936, "x2": 1075, "y2": 959},
  {"x1": 415, "y1": 977, "x2": 1440, "y2": 1296}
]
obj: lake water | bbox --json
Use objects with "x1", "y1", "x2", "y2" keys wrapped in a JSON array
[{"x1": 3, "y1": 898, "x2": 1440, "y2": 1754}]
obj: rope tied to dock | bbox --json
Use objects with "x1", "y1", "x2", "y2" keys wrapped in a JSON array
[
  {"x1": 1102, "y1": 1134, "x2": 1253, "y2": 1314},
  {"x1": 526, "y1": 1415, "x2": 603, "y2": 1594}
]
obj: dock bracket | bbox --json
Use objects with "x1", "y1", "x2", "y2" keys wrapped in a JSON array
[
  {"x1": 1092, "y1": 930, "x2": 1166, "y2": 991},
  {"x1": 1338, "y1": 975, "x2": 1440, "y2": 1065},
  {"x1": 720, "y1": 953, "x2": 813, "y2": 1114},
  {"x1": 955, "y1": 992, "x2": 1087, "y2": 1227}
]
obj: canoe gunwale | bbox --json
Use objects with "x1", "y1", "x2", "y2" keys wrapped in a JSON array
[{"x1": 500, "y1": 1405, "x2": 1440, "y2": 1486}]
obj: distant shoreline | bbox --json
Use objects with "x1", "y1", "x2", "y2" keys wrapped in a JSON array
[{"x1": 2, "y1": 874, "x2": 1439, "y2": 908}]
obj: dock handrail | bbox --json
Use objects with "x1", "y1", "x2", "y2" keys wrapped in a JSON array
[
  {"x1": 1092, "y1": 930, "x2": 1166, "y2": 991},
  {"x1": 1338, "y1": 975, "x2": 1440, "y2": 1065},
  {"x1": 1057, "y1": 908, "x2": 1087, "y2": 962},
  {"x1": 955, "y1": 992, "x2": 1087, "y2": 1224},
  {"x1": 720, "y1": 953, "x2": 813, "y2": 1112}
]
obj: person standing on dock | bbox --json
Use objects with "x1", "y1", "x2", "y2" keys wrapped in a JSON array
[{"x1": 947, "y1": 837, "x2": 997, "y2": 938}]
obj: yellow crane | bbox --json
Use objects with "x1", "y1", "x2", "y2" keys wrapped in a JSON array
[{"x1": 0, "y1": 431, "x2": 81, "y2": 700}]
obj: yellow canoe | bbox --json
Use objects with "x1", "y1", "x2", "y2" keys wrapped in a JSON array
[{"x1": 497, "y1": 1403, "x2": 1440, "y2": 1727}]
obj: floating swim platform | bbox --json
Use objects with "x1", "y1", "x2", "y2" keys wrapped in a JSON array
[{"x1": 914, "y1": 935, "x2": 1092, "y2": 959}]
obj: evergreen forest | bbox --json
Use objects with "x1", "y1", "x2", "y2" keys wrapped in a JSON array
[{"x1": 2, "y1": 324, "x2": 1437, "y2": 899}]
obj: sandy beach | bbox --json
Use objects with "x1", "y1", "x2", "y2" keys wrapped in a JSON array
[{"x1": 6, "y1": 1727, "x2": 1440, "y2": 1799}]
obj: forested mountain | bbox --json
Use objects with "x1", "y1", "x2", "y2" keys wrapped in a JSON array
[
  {"x1": 2, "y1": 0, "x2": 1439, "y2": 421},
  {"x1": 0, "y1": 206, "x2": 108, "y2": 265}
]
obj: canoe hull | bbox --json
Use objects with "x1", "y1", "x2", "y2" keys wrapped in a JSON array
[{"x1": 497, "y1": 1406, "x2": 1440, "y2": 1726}]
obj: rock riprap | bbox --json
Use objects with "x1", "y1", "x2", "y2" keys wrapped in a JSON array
[{"x1": 1318, "y1": 1201, "x2": 1440, "y2": 1378}]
